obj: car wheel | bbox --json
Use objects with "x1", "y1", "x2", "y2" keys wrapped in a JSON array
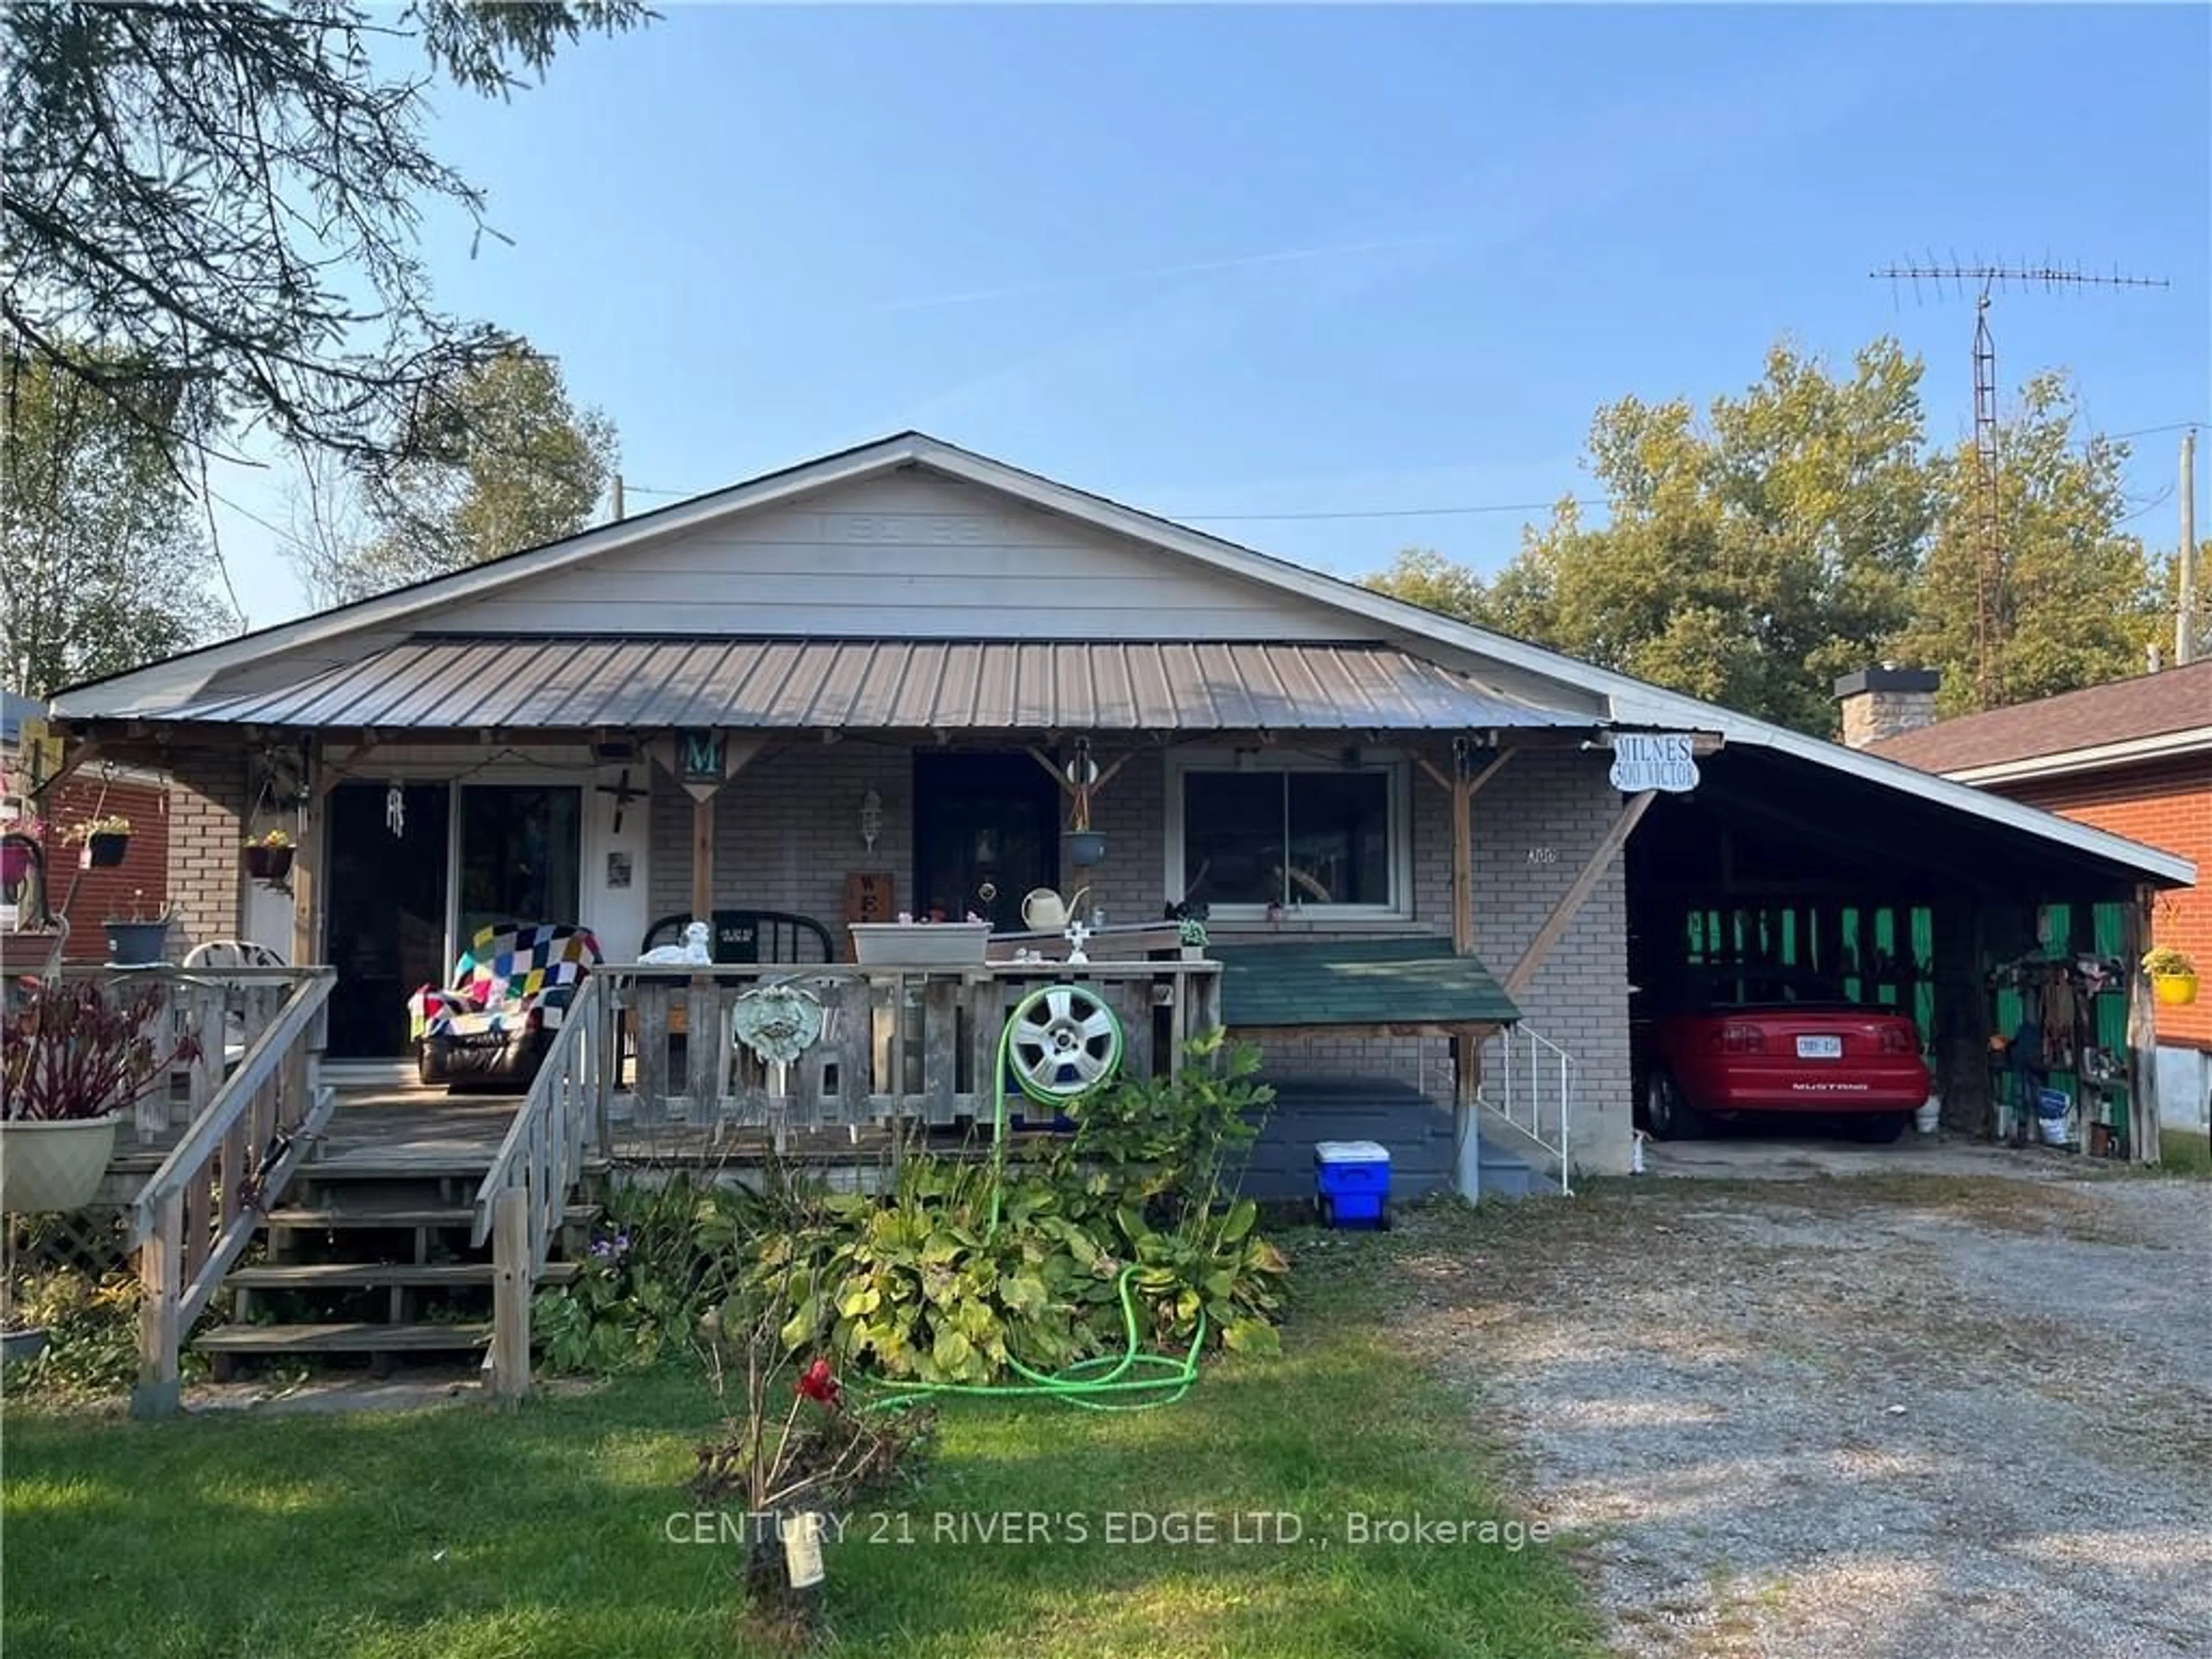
[
  {"x1": 1646, "y1": 1069, "x2": 1703, "y2": 1140},
  {"x1": 1846, "y1": 1112, "x2": 1911, "y2": 1145}
]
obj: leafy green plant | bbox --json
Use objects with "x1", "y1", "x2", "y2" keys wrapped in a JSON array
[
  {"x1": 4, "y1": 1266, "x2": 148, "y2": 1399},
  {"x1": 535, "y1": 1176, "x2": 767, "y2": 1375},
  {"x1": 745, "y1": 1038, "x2": 1289, "y2": 1384}
]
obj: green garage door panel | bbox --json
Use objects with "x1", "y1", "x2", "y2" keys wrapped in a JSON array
[{"x1": 1215, "y1": 937, "x2": 1521, "y2": 1028}]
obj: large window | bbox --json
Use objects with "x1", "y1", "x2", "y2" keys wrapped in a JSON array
[{"x1": 1172, "y1": 758, "x2": 1407, "y2": 918}]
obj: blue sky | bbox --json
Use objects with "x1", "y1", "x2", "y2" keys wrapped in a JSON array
[{"x1": 211, "y1": 3, "x2": 2211, "y2": 627}]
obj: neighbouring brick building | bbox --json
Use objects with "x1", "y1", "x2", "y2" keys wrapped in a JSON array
[
  {"x1": 3, "y1": 691, "x2": 172, "y2": 965},
  {"x1": 1869, "y1": 661, "x2": 2212, "y2": 1129},
  {"x1": 41, "y1": 434, "x2": 2194, "y2": 1182}
]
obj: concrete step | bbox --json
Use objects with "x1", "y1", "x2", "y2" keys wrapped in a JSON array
[
  {"x1": 1478, "y1": 1144, "x2": 1547, "y2": 1199},
  {"x1": 193, "y1": 1321, "x2": 492, "y2": 1355}
]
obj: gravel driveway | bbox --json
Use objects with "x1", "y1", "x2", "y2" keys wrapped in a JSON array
[{"x1": 1382, "y1": 1165, "x2": 2211, "y2": 1658}]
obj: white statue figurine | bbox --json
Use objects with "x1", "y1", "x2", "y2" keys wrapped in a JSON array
[{"x1": 640, "y1": 919, "x2": 713, "y2": 965}]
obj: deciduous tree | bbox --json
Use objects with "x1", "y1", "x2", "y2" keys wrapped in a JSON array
[
  {"x1": 289, "y1": 346, "x2": 618, "y2": 604},
  {"x1": 1, "y1": 2, "x2": 649, "y2": 476},
  {"x1": 0, "y1": 342, "x2": 235, "y2": 698}
]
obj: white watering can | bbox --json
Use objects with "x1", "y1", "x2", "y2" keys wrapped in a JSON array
[{"x1": 1021, "y1": 885, "x2": 1090, "y2": 932}]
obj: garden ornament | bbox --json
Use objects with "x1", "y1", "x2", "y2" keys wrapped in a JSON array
[
  {"x1": 640, "y1": 920, "x2": 712, "y2": 965},
  {"x1": 732, "y1": 980, "x2": 824, "y2": 1066}
]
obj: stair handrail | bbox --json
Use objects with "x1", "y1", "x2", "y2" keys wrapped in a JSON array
[
  {"x1": 471, "y1": 972, "x2": 604, "y2": 1400},
  {"x1": 131, "y1": 967, "x2": 337, "y2": 1418},
  {"x1": 1479, "y1": 1020, "x2": 1577, "y2": 1195}
]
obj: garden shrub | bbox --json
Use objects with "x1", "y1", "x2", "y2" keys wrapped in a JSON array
[
  {"x1": 534, "y1": 1175, "x2": 768, "y2": 1374},
  {"x1": 745, "y1": 1035, "x2": 1290, "y2": 1384}
]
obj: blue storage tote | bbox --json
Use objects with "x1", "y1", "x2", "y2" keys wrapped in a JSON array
[{"x1": 1315, "y1": 1139, "x2": 1391, "y2": 1228}]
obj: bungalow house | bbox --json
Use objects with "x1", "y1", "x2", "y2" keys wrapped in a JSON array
[
  {"x1": 28, "y1": 433, "x2": 2195, "y2": 1412},
  {"x1": 38, "y1": 431, "x2": 2195, "y2": 1169}
]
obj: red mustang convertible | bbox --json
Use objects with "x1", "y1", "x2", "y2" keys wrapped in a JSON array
[{"x1": 1636, "y1": 969, "x2": 1931, "y2": 1143}]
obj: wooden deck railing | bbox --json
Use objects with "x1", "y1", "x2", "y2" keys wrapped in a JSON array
[
  {"x1": 603, "y1": 955, "x2": 1224, "y2": 1135},
  {"x1": 55, "y1": 963, "x2": 313, "y2": 1143},
  {"x1": 130, "y1": 968, "x2": 336, "y2": 1419},
  {"x1": 472, "y1": 974, "x2": 608, "y2": 1403}
]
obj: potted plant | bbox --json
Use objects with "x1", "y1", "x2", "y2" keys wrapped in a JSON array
[
  {"x1": 243, "y1": 827, "x2": 294, "y2": 884},
  {"x1": 103, "y1": 889, "x2": 174, "y2": 966},
  {"x1": 1063, "y1": 763, "x2": 1105, "y2": 868},
  {"x1": 1177, "y1": 915, "x2": 1210, "y2": 960},
  {"x1": 64, "y1": 813, "x2": 132, "y2": 869},
  {"x1": 2, "y1": 809, "x2": 45, "y2": 889},
  {"x1": 2143, "y1": 945, "x2": 2199, "y2": 1007},
  {"x1": 1, "y1": 978, "x2": 199, "y2": 1213}
]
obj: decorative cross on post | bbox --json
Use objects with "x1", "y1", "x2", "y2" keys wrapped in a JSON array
[{"x1": 1063, "y1": 917, "x2": 1093, "y2": 965}]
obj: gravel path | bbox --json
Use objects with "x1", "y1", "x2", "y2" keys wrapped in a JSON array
[{"x1": 1384, "y1": 1171, "x2": 2212, "y2": 1658}]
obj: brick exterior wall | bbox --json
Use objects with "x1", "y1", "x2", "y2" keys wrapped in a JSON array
[
  {"x1": 647, "y1": 741, "x2": 1635, "y2": 1173},
  {"x1": 163, "y1": 747, "x2": 251, "y2": 960},
  {"x1": 21, "y1": 775, "x2": 171, "y2": 964},
  {"x1": 1997, "y1": 755, "x2": 2212, "y2": 1049}
]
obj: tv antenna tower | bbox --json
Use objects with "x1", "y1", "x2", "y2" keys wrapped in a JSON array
[{"x1": 1869, "y1": 258, "x2": 2167, "y2": 710}]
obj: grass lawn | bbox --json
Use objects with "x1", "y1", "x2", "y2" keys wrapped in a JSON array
[
  {"x1": 2, "y1": 1228, "x2": 1601, "y2": 1659},
  {"x1": 2153, "y1": 1127, "x2": 2211, "y2": 1177}
]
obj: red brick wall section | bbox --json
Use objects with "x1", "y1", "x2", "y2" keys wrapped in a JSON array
[
  {"x1": 1998, "y1": 755, "x2": 2212, "y2": 1047},
  {"x1": 32, "y1": 777, "x2": 172, "y2": 964}
]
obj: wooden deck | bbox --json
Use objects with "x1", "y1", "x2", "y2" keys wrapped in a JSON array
[{"x1": 105, "y1": 1082, "x2": 1063, "y2": 1191}]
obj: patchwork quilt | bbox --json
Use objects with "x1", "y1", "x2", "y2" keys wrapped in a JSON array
[{"x1": 408, "y1": 922, "x2": 602, "y2": 1044}]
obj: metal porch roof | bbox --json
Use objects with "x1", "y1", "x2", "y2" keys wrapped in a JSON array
[{"x1": 155, "y1": 637, "x2": 1584, "y2": 733}]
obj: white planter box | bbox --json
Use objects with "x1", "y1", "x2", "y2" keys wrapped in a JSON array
[{"x1": 848, "y1": 922, "x2": 991, "y2": 968}]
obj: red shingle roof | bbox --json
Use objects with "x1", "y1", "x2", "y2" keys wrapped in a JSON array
[{"x1": 1868, "y1": 661, "x2": 2212, "y2": 773}]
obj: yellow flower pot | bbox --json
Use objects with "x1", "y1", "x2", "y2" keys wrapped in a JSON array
[{"x1": 2152, "y1": 972, "x2": 2199, "y2": 1007}]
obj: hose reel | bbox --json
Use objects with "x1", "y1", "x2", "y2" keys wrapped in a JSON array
[{"x1": 1003, "y1": 982, "x2": 1124, "y2": 1103}]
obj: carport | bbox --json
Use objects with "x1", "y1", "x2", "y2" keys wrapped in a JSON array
[{"x1": 1623, "y1": 740, "x2": 2192, "y2": 1161}]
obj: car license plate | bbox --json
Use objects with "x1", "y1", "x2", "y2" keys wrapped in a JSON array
[{"x1": 1796, "y1": 1035, "x2": 1843, "y2": 1059}]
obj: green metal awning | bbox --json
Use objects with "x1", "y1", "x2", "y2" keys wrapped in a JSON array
[{"x1": 1214, "y1": 937, "x2": 1520, "y2": 1029}]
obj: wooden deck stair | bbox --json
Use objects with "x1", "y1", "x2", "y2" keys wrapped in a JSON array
[{"x1": 189, "y1": 1101, "x2": 600, "y2": 1375}]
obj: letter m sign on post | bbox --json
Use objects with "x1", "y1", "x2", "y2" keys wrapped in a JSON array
[{"x1": 678, "y1": 729, "x2": 724, "y2": 793}]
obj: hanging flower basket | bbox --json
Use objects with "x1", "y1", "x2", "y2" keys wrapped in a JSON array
[
  {"x1": 65, "y1": 814, "x2": 133, "y2": 869},
  {"x1": 2143, "y1": 946, "x2": 2199, "y2": 1007},
  {"x1": 244, "y1": 843, "x2": 294, "y2": 884},
  {"x1": 1063, "y1": 828, "x2": 1107, "y2": 867},
  {"x1": 2153, "y1": 973, "x2": 2199, "y2": 1007}
]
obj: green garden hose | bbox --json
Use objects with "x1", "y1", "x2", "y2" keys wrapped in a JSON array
[{"x1": 862, "y1": 984, "x2": 1203, "y2": 1413}]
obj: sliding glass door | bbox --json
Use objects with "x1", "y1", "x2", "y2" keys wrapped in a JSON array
[
  {"x1": 321, "y1": 780, "x2": 581, "y2": 1061},
  {"x1": 456, "y1": 785, "x2": 582, "y2": 948}
]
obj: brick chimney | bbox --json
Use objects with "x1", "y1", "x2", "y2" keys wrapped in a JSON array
[{"x1": 1834, "y1": 665, "x2": 1940, "y2": 748}]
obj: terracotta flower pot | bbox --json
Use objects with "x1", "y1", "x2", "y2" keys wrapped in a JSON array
[
  {"x1": 2153, "y1": 972, "x2": 2199, "y2": 1007},
  {"x1": 0, "y1": 1115, "x2": 121, "y2": 1213}
]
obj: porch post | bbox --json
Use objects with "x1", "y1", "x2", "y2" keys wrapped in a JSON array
[
  {"x1": 294, "y1": 738, "x2": 325, "y2": 968},
  {"x1": 2124, "y1": 885, "x2": 2163, "y2": 1165},
  {"x1": 691, "y1": 795, "x2": 713, "y2": 922}
]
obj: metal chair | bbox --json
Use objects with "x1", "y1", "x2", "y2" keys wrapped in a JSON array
[{"x1": 181, "y1": 940, "x2": 289, "y2": 1067}]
